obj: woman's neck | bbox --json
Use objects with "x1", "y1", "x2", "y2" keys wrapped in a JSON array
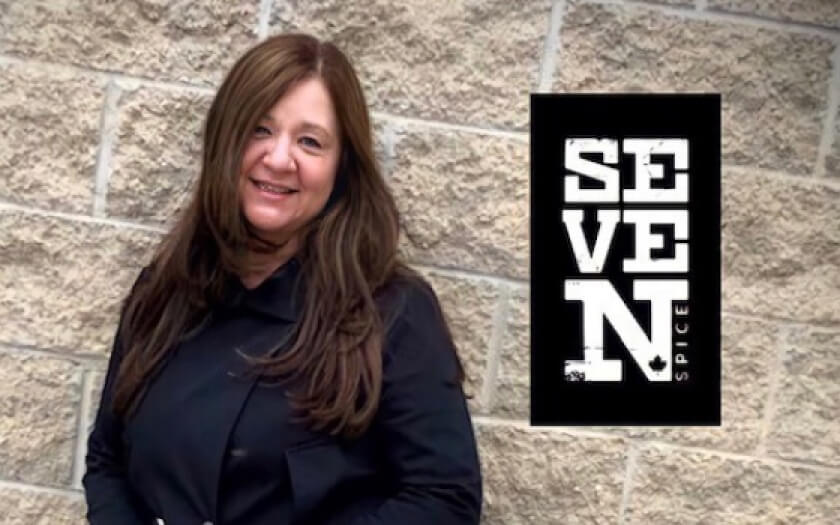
[{"x1": 240, "y1": 235, "x2": 300, "y2": 290}]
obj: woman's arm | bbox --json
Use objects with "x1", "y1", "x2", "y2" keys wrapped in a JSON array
[
  {"x1": 82, "y1": 269, "x2": 151, "y2": 525},
  {"x1": 342, "y1": 280, "x2": 483, "y2": 525}
]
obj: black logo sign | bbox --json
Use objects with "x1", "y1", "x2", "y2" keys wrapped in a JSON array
[{"x1": 531, "y1": 94, "x2": 721, "y2": 425}]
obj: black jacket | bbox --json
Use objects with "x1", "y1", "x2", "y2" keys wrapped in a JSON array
[{"x1": 83, "y1": 258, "x2": 482, "y2": 524}]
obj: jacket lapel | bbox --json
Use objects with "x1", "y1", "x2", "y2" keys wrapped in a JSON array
[{"x1": 204, "y1": 318, "x2": 299, "y2": 520}]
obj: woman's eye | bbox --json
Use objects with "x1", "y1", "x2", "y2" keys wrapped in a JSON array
[
  {"x1": 300, "y1": 136, "x2": 321, "y2": 148},
  {"x1": 254, "y1": 125, "x2": 271, "y2": 136}
]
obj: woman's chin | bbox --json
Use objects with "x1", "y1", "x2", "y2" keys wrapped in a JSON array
[{"x1": 244, "y1": 215, "x2": 294, "y2": 240}]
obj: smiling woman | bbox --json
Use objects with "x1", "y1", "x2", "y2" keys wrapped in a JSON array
[{"x1": 82, "y1": 33, "x2": 482, "y2": 525}]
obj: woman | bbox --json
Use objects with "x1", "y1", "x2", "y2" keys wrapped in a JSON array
[{"x1": 83, "y1": 33, "x2": 482, "y2": 525}]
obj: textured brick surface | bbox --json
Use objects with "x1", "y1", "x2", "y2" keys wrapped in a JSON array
[
  {"x1": 391, "y1": 125, "x2": 529, "y2": 280},
  {"x1": 0, "y1": 486, "x2": 85, "y2": 525},
  {"x1": 0, "y1": 352, "x2": 81, "y2": 486},
  {"x1": 107, "y1": 85, "x2": 211, "y2": 225},
  {"x1": 0, "y1": 211, "x2": 160, "y2": 354},
  {"x1": 0, "y1": 0, "x2": 260, "y2": 86},
  {"x1": 419, "y1": 269, "x2": 500, "y2": 413},
  {"x1": 766, "y1": 326, "x2": 840, "y2": 468},
  {"x1": 270, "y1": 0, "x2": 551, "y2": 129},
  {"x1": 477, "y1": 423, "x2": 628, "y2": 524},
  {"x1": 626, "y1": 446, "x2": 840, "y2": 524},
  {"x1": 722, "y1": 167, "x2": 840, "y2": 323},
  {"x1": 0, "y1": 62, "x2": 104, "y2": 214},
  {"x1": 709, "y1": 0, "x2": 840, "y2": 28},
  {"x1": 554, "y1": 2, "x2": 833, "y2": 175}
]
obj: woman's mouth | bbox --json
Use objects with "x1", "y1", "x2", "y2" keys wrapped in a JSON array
[{"x1": 251, "y1": 178, "x2": 298, "y2": 197}]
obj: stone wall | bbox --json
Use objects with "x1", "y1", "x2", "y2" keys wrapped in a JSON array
[{"x1": 1, "y1": 0, "x2": 838, "y2": 523}]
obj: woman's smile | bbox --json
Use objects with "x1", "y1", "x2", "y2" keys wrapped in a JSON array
[{"x1": 249, "y1": 177, "x2": 299, "y2": 199}]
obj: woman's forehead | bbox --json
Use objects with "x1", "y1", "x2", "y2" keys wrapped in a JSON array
[{"x1": 260, "y1": 77, "x2": 338, "y2": 134}]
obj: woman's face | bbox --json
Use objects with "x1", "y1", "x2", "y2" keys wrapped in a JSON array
[{"x1": 238, "y1": 76, "x2": 341, "y2": 246}]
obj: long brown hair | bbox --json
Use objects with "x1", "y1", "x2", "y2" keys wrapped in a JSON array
[{"x1": 112, "y1": 33, "x2": 465, "y2": 438}]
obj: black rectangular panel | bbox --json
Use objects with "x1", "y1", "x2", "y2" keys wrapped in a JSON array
[{"x1": 531, "y1": 94, "x2": 721, "y2": 425}]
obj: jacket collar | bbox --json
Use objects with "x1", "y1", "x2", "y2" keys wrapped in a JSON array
[{"x1": 221, "y1": 255, "x2": 304, "y2": 322}]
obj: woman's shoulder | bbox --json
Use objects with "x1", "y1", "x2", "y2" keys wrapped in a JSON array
[
  {"x1": 374, "y1": 265, "x2": 448, "y2": 338},
  {"x1": 376, "y1": 264, "x2": 435, "y2": 309}
]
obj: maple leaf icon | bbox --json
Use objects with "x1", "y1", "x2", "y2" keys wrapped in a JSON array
[{"x1": 649, "y1": 355, "x2": 667, "y2": 372}]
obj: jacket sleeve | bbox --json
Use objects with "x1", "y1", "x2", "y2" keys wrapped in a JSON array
[
  {"x1": 342, "y1": 281, "x2": 483, "y2": 524},
  {"x1": 82, "y1": 268, "x2": 152, "y2": 525}
]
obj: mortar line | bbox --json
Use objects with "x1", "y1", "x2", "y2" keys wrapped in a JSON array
[
  {"x1": 371, "y1": 111, "x2": 528, "y2": 141},
  {"x1": 479, "y1": 284, "x2": 513, "y2": 413},
  {"x1": 410, "y1": 261, "x2": 528, "y2": 288},
  {"x1": 473, "y1": 415, "x2": 618, "y2": 438},
  {"x1": 0, "y1": 53, "x2": 217, "y2": 95},
  {"x1": 0, "y1": 479, "x2": 84, "y2": 498},
  {"x1": 92, "y1": 79, "x2": 121, "y2": 217},
  {"x1": 471, "y1": 415, "x2": 840, "y2": 474},
  {"x1": 256, "y1": 0, "x2": 273, "y2": 40},
  {"x1": 536, "y1": 0, "x2": 566, "y2": 92},
  {"x1": 0, "y1": 342, "x2": 109, "y2": 367},
  {"x1": 71, "y1": 370, "x2": 94, "y2": 489},
  {"x1": 754, "y1": 325, "x2": 786, "y2": 456},
  {"x1": 722, "y1": 163, "x2": 840, "y2": 190},
  {"x1": 608, "y1": 0, "x2": 840, "y2": 39},
  {"x1": 721, "y1": 309, "x2": 840, "y2": 330},
  {"x1": 380, "y1": 121, "x2": 397, "y2": 181},
  {"x1": 695, "y1": 0, "x2": 707, "y2": 10},
  {"x1": 814, "y1": 44, "x2": 840, "y2": 178},
  {"x1": 0, "y1": 200, "x2": 167, "y2": 233},
  {"x1": 617, "y1": 441, "x2": 641, "y2": 525}
]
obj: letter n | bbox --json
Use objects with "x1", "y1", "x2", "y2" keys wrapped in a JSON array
[{"x1": 564, "y1": 279, "x2": 688, "y2": 381}]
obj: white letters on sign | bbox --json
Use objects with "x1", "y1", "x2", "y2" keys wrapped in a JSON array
[{"x1": 562, "y1": 138, "x2": 690, "y2": 382}]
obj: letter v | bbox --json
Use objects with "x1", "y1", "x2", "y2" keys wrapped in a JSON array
[{"x1": 562, "y1": 209, "x2": 620, "y2": 273}]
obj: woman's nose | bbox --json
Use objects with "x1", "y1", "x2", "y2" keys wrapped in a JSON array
[{"x1": 262, "y1": 136, "x2": 295, "y2": 171}]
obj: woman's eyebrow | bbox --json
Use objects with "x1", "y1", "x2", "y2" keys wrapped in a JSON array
[
  {"x1": 299, "y1": 122, "x2": 332, "y2": 137},
  {"x1": 259, "y1": 114, "x2": 331, "y2": 137}
]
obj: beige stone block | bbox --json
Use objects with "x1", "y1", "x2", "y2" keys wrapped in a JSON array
[
  {"x1": 722, "y1": 167, "x2": 840, "y2": 323},
  {"x1": 270, "y1": 0, "x2": 551, "y2": 130},
  {"x1": 0, "y1": 62, "x2": 105, "y2": 214},
  {"x1": 476, "y1": 423, "x2": 627, "y2": 524},
  {"x1": 417, "y1": 268, "x2": 500, "y2": 412},
  {"x1": 554, "y1": 2, "x2": 833, "y2": 175},
  {"x1": 107, "y1": 85, "x2": 211, "y2": 225},
  {"x1": 0, "y1": 351, "x2": 81, "y2": 486},
  {"x1": 708, "y1": 0, "x2": 840, "y2": 28},
  {"x1": 766, "y1": 326, "x2": 840, "y2": 468},
  {"x1": 0, "y1": 0, "x2": 260, "y2": 86},
  {"x1": 0, "y1": 210, "x2": 160, "y2": 355},
  {"x1": 390, "y1": 125, "x2": 528, "y2": 280},
  {"x1": 626, "y1": 445, "x2": 840, "y2": 523},
  {"x1": 492, "y1": 285, "x2": 529, "y2": 419},
  {"x1": 0, "y1": 486, "x2": 85, "y2": 525}
]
